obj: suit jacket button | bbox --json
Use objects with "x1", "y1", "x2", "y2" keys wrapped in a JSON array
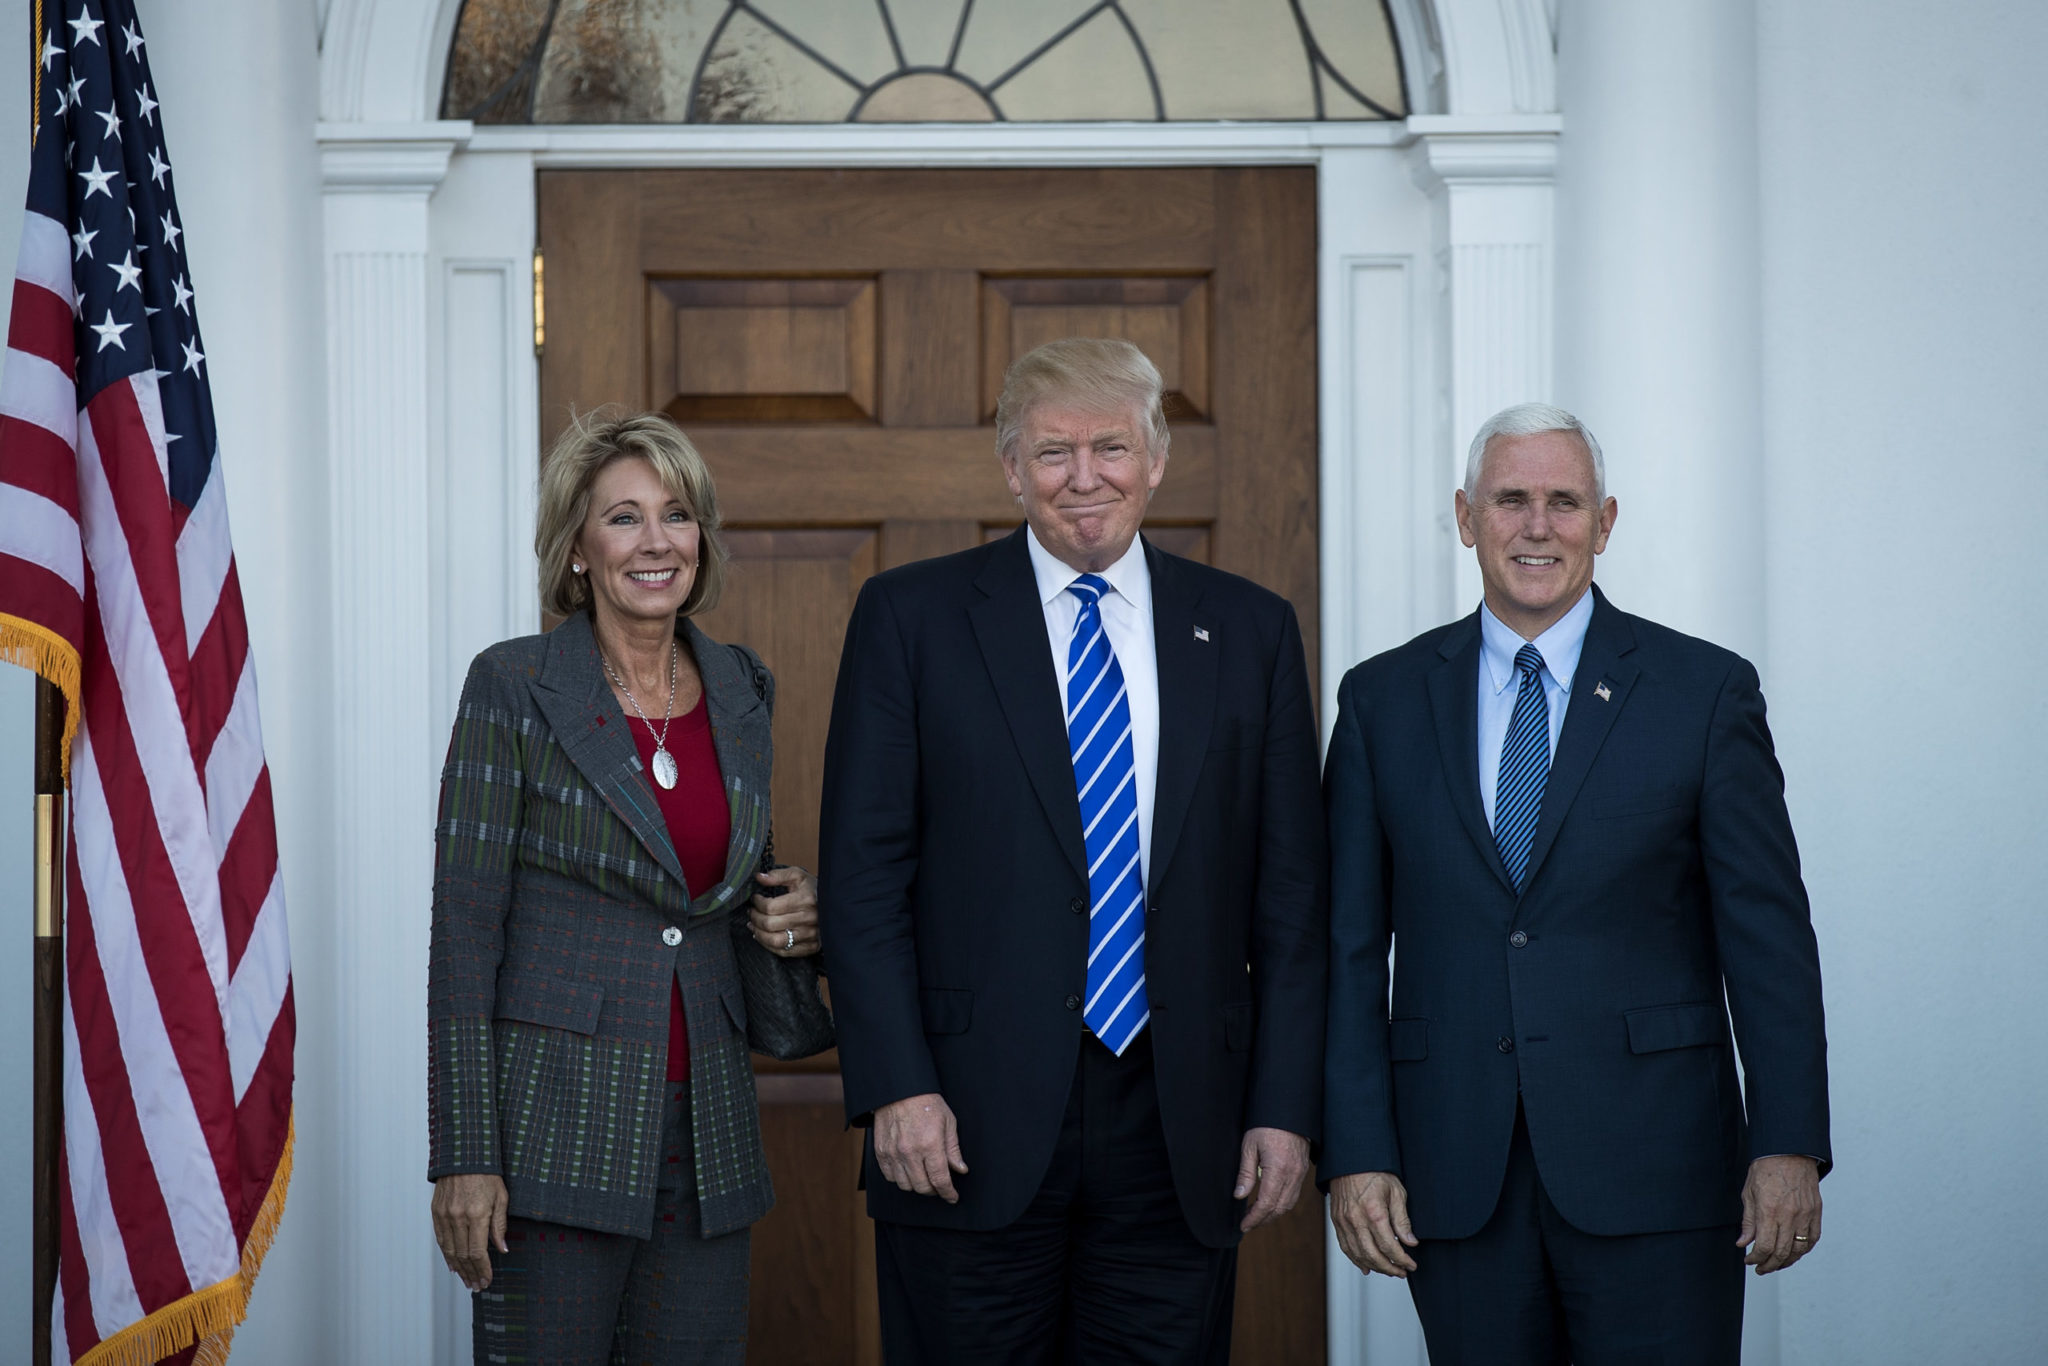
[
  {"x1": 1065, "y1": 994, "x2": 1082, "y2": 1011},
  {"x1": 1069, "y1": 896, "x2": 1087, "y2": 915},
  {"x1": 662, "y1": 926, "x2": 682, "y2": 947},
  {"x1": 1509, "y1": 930, "x2": 1529, "y2": 948},
  {"x1": 1497, "y1": 1036, "x2": 1515, "y2": 1053}
]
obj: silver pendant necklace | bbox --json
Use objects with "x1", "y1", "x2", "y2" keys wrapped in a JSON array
[{"x1": 603, "y1": 641, "x2": 680, "y2": 789}]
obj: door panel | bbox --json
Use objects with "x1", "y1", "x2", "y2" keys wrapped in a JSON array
[{"x1": 542, "y1": 166, "x2": 1322, "y2": 1366}]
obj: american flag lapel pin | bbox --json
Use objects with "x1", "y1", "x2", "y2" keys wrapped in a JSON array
[
  {"x1": 1594, "y1": 680, "x2": 1612, "y2": 702},
  {"x1": 1194, "y1": 625, "x2": 1210, "y2": 643}
]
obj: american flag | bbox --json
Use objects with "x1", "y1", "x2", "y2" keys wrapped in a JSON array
[{"x1": 0, "y1": 3, "x2": 295, "y2": 1363}]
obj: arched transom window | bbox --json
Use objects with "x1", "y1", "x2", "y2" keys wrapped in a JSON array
[{"x1": 442, "y1": 0, "x2": 1408, "y2": 124}]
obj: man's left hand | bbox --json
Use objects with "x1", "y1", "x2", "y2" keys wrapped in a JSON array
[
  {"x1": 1738, "y1": 1154, "x2": 1822, "y2": 1274},
  {"x1": 1235, "y1": 1127, "x2": 1310, "y2": 1232}
]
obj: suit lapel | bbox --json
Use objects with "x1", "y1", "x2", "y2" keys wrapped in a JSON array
[
  {"x1": 528, "y1": 611, "x2": 689, "y2": 891},
  {"x1": 969, "y1": 530, "x2": 1088, "y2": 882},
  {"x1": 1426, "y1": 614, "x2": 1517, "y2": 894},
  {"x1": 1521, "y1": 589, "x2": 1639, "y2": 892},
  {"x1": 1146, "y1": 540, "x2": 1214, "y2": 893},
  {"x1": 688, "y1": 619, "x2": 774, "y2": 916}
]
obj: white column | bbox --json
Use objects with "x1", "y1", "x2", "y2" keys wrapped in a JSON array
[
  {"x1": 1553, "y1": 0, "x2": 1765, "y2": 663},
  {"x1": 1410, "y1": 121, "x2": 1562, "y2": 618},
  {"x1": 319, "y1": 121, "x2": 468, "y2": 1366}
]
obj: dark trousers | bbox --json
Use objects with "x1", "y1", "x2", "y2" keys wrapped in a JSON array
[
  {"x1": 1407, "y1": 1103, "x2": 1744, "y2": 1366},
  {"x1": 473, "y1": 1083, "x2": 752, "y2": 1366},
  {"x1": 875, "y1": 1032, "x2": 1238, "y2": 1366}
]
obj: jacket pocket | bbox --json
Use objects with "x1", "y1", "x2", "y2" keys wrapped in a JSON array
[
  {"x1": 920, "y1": 988, "x2": 973, "y2": 1036},
  {"x1": 1588, "y1": 788, "x2": 1690, "y2": 820},
  {"x1": 494, "y1": 975, "x2": 604, "y2": 1036},
  {"x1": 1222, "y1": 1002, "x2": 1254, "y2": 1054},
  {"x1": 1625, "y1": 1002, "x2": 1725, "y2": 1054},
  {"x1": 1388, "y1": 1018, "x2": 1429, "y2": 1061},
  {"x1": 721, "y1": 979, "x2": 749, "y2": 1036}
]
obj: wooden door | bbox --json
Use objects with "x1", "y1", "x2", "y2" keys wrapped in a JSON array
[{"x1": 540, "y1": 167, "x2": 1322, "y2": 1366}]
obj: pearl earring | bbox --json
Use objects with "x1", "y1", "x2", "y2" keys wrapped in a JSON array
[{"x1": 572, "y1": 563, "x2": 584, "y2": 574}]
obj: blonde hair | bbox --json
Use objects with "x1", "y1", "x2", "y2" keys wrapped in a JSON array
[
  {"x1": 994, "y1": 337, "x2": 1171, "y2": 461},
  {"x1": 535, "y1": 408, "x2": 728, "y2": 620}
]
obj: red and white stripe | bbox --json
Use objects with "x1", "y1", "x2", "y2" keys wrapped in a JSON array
[{"x1": 1, "y1": 207, "x2": 295, "y2": 1363}]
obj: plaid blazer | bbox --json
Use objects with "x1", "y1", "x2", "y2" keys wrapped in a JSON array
[{"x1": 428, "y1": 610, "x2": 779, "y2": 1238}]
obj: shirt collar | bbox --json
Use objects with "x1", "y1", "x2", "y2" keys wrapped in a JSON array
[
  {"x1": 1026, "y1": 526, "x2": 1153, "y2": 616},
  {"x1": 1480, "y1": 586, "x2": 1596, "y2": 696}
]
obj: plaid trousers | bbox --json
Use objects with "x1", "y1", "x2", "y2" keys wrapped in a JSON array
[{"x1": 472, "y1": 1083, "x2": 751, "y2": 1366}]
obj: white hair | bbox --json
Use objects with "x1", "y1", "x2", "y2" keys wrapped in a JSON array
[{"x1": 1463, "y1": 403, "x2": 1606, "y2": 500}]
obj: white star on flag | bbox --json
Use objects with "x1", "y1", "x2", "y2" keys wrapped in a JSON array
[
  {"x1": 148, "y1": 148, "x2": 170, "y2": 187},
  {"x1": 90, "y1": 308, "x2": 132, "y2": 351},
  {"x1": 109, "y1": 250, "x2": 142, "y2": 293},
  {"x1": 68, "y1": 11, "x2": 104, "y2": 46},
  {"x1": 71, "y1": 223, "x2": 97, "y2": 260},
  {"x1": 180, "y1": 337, "x2": 205, "y2": 374},
  {"x1": 161, "y1": 211, "x2": 181, "y2": 250},
  {"x1": 80, "y1": 158, "x2": 117, "y2": 200}
]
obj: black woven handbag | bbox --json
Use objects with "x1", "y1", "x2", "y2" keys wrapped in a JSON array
[{"x1": 729, "y1": 831, "x2": 835, "y2": 1060}]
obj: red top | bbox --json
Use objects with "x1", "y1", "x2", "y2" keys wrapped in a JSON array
[{"x1": 625, "y1": 691, "x2": 731, "y2": 1082}]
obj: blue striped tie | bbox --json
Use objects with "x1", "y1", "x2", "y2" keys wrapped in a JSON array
[
  {"x1": 1494, "y1": 643, "x2": 1551, "y2": 890},
  {"x1": 1066, "y1": 575, "x2": 1148, "y2": 1055}
]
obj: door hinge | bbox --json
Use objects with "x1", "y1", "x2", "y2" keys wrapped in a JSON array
[{"x1": 532, "y1": 247, "x2": 545, "y2": 359}]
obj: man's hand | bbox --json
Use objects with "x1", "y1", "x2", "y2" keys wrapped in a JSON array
[
  {"x1": 1739, "y1": 1154, "x2": 1821, "y2": 1274},
  {"x1": 431, "y1": 1173, "x2": 509, "y2": 1291},
  {"x1": 1234, "y1": 1127, "x2": 1311, "y2": 1232},
  {"x1": 1329, "y1": 1170, "x2": 1419, "y2": 1278},
  {"x1": 873, "y1": 1092, "x2": 968, "y2": 1204}
]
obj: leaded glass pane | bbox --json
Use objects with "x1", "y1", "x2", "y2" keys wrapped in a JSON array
[{"x1": 442, "y1": 0, "x2": 1408, "y2": 124}]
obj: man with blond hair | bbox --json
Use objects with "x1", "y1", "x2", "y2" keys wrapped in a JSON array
[{"x1": 822, "y1": 338, "x2": 1327, "y2": 1363}]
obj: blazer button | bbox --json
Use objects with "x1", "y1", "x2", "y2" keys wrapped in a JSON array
[
  {"x1": 661, "y1": 926, "x2": 682, "y2": 947},
  {"x1": 1065, "y1": 994, "x2": 1082, "y2": 1011},
  {"x1": 1497, "y1": 1036, "x2": 1515, "y2": 1054},
  {"x1": 1069, "y1": 896, "x2": 1088, "y2": 915},
  {"x1": 1509, "y1": 930, "x2": 1529, "y2": 948}
]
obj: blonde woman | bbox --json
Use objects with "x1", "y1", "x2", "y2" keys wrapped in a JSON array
[{"x1": 427, "y1": 410, "x2": 826, "y2": 1364}]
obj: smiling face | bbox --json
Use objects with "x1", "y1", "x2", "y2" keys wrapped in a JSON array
[
  {"x1": 1001, "y1": 400, "x2": 1167, "y2": 574},
  {"x1": 571, "y1": 455, "x2": 700, "y2": 633},
  {"x1": 1455, "y1": 428, "x2": 1618, "y2": 638}
]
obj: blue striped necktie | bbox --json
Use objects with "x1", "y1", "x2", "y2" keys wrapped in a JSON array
[
  {"x1": 1066, "y1": 574, "x2": 1148, "y2": 1055},
  {"x1": 1494, "y1": 643, "x2": 1551, "y2": 890}
]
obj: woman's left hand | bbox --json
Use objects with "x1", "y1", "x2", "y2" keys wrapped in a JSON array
[{"x1": 750, "y1": 865, "x2": 822, "y2": 958}]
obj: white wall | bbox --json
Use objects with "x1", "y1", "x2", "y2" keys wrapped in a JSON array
[{"x1": 1754, "y1": 1, "x2": 2048, "y2": 1361}]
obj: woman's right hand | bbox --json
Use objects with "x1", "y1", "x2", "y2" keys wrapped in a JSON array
[{"x1": 431, "y1": 1173, "x2": 509, "y2": 1291}]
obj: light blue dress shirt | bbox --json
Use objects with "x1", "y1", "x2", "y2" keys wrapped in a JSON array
[{"x1": 1477, "y1": 587, "x2": 1596, "y2": 831}]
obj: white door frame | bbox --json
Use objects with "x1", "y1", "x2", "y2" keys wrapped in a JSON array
[{"x1": 314, "y1": 6, "x2": 1558, "y2": 1364}]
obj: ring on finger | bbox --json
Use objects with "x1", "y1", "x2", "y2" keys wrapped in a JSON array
[{"x1": 786, "y1": 927, "x2": 795, "y2": 950}]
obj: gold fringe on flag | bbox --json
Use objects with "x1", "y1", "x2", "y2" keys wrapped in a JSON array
[
  {"x1": 70, "y1": 1111, "x2": 296, "y2": 1366},
  {"x1": 0, "y1": 613, "x2": 79, "y2": 782}
]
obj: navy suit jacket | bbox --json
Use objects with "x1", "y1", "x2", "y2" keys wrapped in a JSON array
[
  {"x1": 821, "y1": 528, "x2": 1328, "y2": 1248},
  {"x1": 1322, "y1": 587, "x2": 1830, "y2": 1238}
]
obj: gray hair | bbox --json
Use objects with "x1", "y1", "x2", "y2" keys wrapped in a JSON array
[
  {"x1": 994, "y1": 337, "x2": 1171, "y2": 461},
  {"x1": 1464, "y1": 403, "x2": 1606, "y2": 500}
]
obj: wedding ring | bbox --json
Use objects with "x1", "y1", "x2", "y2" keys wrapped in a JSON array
[
  {"x1": 1792, "y1": 1235, "x2": 1809, "y2": 1242},
  {"x1": 785, "y1": 928, "x2": 795, "y2": 950}
]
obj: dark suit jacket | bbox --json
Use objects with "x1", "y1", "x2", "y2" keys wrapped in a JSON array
[
  {"x1": 1322, "y1": 587, "x2": 1830, "y2": 1239},
  {"x1": 820, "y1": 529, "x2": 1328, "y2": 1248},
  {"x1": 427, "y1": 611, "x2": 785, "y2": 1238}
]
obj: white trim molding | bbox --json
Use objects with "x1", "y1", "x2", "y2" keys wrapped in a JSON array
[
  {"x1": 1409, "y1": 124, "x2": 1560, "y2": 617},
  {"x1": 319, "y1": 118, "x2": 467, "y2": 1366}
]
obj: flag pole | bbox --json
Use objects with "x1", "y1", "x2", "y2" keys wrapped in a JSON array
[{"x1": 33, "y1": 678, "x2": 63, "y2": 1366}]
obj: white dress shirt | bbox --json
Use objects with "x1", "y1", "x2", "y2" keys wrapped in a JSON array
[
  {"x1": 1026, "y1": 528, "x2": 1161, "y2": 889},
  {"x1": 1477, "y1": 587, "x2": 1595, "y2": 830}
]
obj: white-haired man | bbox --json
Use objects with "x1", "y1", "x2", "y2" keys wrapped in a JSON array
[{"x1": 1321, "y1": 404, "x2": 1831, "y2": 1362}]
